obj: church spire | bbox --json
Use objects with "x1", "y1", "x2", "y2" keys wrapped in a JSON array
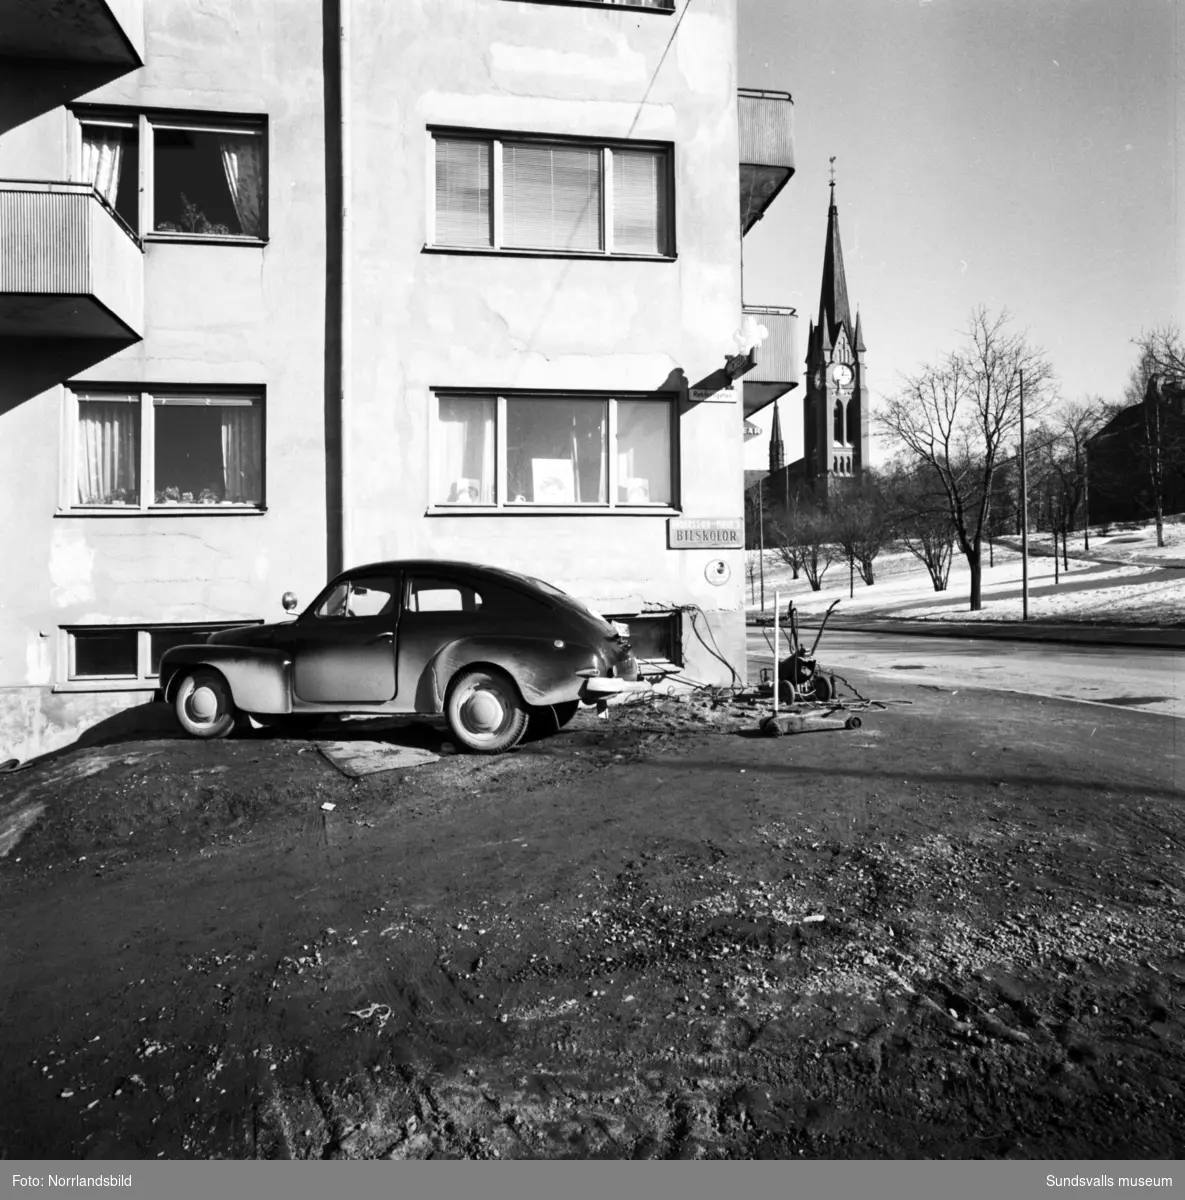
[
  {"x1": 769, "y1": 401, "x2": 784, "y2": 475},
  {"x1": 818, "y1": 158, "x2": 852, "y2": 346}
]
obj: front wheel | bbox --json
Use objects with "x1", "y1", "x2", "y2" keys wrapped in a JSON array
[
  {"x1": 446, "y1": 668, "x2": 529, "y2": 754},
  {"x1": 173, "y1": 668, "x2": 238, "y2": 739}
]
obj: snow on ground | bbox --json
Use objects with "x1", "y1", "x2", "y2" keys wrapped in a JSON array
[{"x1": 745, "y1": 522, "x2": 1185, "y2": 627}]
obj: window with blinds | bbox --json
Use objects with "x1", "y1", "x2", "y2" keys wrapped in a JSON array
[
  {"x1": 434, "y1": 137, "x2": 491, "y2": 247},
  {"x1": 431, "y1": 133, "x2": 672, "y2": 258}
]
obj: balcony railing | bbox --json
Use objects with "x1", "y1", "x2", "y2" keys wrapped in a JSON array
[
  {"x1": 738, "y1": 88, "x2": 796, "y2": 234},
  {"x1": 0, "y1": 0, "x2": 143, "y2": 66},
  {"x1": 741, "y1": 304, "x2": 798, "y2": 417},
  {"x1": 0, "y1": 181, "x2": 143, "y2": 339}
]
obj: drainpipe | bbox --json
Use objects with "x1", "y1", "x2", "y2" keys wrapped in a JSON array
[{"x1": 339, "y1": 0, "x2": 353, "y2": 568}]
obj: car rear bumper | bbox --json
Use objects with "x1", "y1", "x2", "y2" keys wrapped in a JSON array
[{"x1": 580, "y1": 677, "x2": 653, "y2": 698}]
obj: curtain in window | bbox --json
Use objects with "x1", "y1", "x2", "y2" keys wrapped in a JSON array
[
  {"x1": 438, "y1": 398, "x2": 495, "y2": 503},
  {"x1": 612, "y1": 149, "x2": 668, "y2": 255},
  {"x1": 435, "y1": 138, "x2": 492, "y2": 247},
  {"x1": 221, "y1": 406, "x2": 263, "y2": 503},
  {"x1": 219, "y1": 134, "x2": 265, "y2": 237},
  {"x1": 76, "y1": 399, "x2": 138, "y2": 504},
  {"x1": 616, "y1": 401, "x2": 670, "y2": 504},
  {"x1": 503, "y1": 143, "x2": 602, "y2": 252},
  {"x1": 82, "y1": 126, "x2": 124, "y2": 209}
]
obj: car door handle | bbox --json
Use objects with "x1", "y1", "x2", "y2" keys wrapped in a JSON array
[{"x1": 368, "y1": 632, "x2": 394, "y2": 644}]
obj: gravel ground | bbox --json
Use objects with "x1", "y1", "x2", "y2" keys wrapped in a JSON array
[{"x1": 0, "y1": 673, "x2": 1182, "y2": 1160}]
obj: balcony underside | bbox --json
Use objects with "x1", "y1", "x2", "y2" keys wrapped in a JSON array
[
  {"x1": 0, "y1": 293, "x2": 136, "y2": 338},
  {"x1": 740, "y1": 165, "x2": 793, "y2": 235},
  {"x1": 0, "y1": 0, "x2": 143, "y2": 66}
]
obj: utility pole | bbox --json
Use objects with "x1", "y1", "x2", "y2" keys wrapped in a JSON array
[
  {"x1": 1082, "y1": 453, "x2": 1090, "y2": 552},
  {"x1": 758, "y1": 484, "x2": 766, "y2": 612},
  {"x1": 1019, "y1": 369, "x2": 1029, "y2": 621}
]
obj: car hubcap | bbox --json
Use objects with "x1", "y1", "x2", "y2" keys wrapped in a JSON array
[
  {"x1": 189, "y1": 685, "x2": 221, "y2": 724},
  {"x1": 464, "y1": 688, "x2": 505, "y2": 733}
]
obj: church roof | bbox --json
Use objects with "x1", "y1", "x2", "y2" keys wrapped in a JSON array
[{"x1": 818, "y1": 179, "x2": 853, "y2": 347}]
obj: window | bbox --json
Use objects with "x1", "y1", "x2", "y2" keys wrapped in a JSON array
[
  {"x1": 77, "y1": 110, "x2": 267, "y2": 241},
  {"x1": 431, "y1": 132, "x2": 672, "y2": 257},
  {"x1": 65, "y1": 624, "x2": 256, "y2": 685},
  {"x1": 433, "y1": 393, "x2": 675, "y2": 510},
  {"x1": 407, "y1": 578, "x2": 484, "y2": 614},
  {"x1": 69, "y1": 388, "x2": 264, "y2": 513},
  {"x1": 605, "y1": 612, "x2": 682, "y2": 665},
  {"x1": 313, "y1": 575, "x2": 397, "y2": 620}
]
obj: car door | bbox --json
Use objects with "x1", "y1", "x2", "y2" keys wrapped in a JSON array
[{"x1": 290, "y1": 571, "x2": 399, "y2": 703}]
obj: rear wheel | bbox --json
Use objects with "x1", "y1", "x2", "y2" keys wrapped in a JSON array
[
  {"x1": 173, "y1": 669, "x2": 237, "y2": 739},
  {"x1": 446, "y1": 668, "x2": 529, "y2": 754}
]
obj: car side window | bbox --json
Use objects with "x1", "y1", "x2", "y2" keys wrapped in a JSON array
[
  {"x1": 407, "y1": 576, "x2": 483, "y2": 615},
  {"x1": 313, "y1": 576, "x2": 397, "y2": 620}
]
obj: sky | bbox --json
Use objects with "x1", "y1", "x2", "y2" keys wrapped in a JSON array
[{"x1": 738, "y1": 0, "x2": 1182, "y2": 469}]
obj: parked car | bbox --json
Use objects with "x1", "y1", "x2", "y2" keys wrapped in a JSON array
[{"x1": 157, "y1": 560, "x2": 647, "y2": 753}]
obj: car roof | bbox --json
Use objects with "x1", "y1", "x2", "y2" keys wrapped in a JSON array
[{"x1": 338, "y1": 559, "x2": 545, "y2": 590}]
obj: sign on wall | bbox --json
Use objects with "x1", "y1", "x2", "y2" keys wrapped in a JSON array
[
  {"x1": 667, "y1": 517, "x2": 744, "y2": 549},
  {"x1": 689, "y1": 385, "x2": 738, "y2": 404}
]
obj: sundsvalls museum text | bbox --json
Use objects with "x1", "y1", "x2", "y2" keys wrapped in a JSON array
[
  {"x1": 1046, "y1": 1176, "x2": 1174, "y2": 1189},
  {"x1": 12, "y1": 1176, "x2": 132, "y2": 1188}
]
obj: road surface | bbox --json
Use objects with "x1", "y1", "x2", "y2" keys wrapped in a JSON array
[{"x1": 748, "y1": 628, "x2": 1184, "y2": 719}]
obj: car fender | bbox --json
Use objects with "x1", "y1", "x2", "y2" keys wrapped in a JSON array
[
  {"x1": 159, "y1": 646, "x2": 292, "y2": 715},
  {"x1": 424, "y1": 636, "x2": 591, "y2": 710}
]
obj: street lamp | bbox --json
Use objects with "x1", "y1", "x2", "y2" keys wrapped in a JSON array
[{"x1": 1019, "y1": 369, "x2": 1029, "y2": 621}]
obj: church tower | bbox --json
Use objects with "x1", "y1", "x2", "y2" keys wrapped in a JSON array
[
  {"x1": 803, "y1": 164, "x2": 869, "y2": 498},
  {"x1": 768, "y1": 400, "x2": 785, "y2": 475}
]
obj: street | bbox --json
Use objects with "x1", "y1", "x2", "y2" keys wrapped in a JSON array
[
  {"x1": 1, "y1": 652, "x2": 1182, "y2": 1160},
  {"x1": 749, "y1": 628, "x2": 1185, "y2": 721}
]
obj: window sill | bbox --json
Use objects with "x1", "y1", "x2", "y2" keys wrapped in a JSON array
[
  {"x1": 423, "y1": 244, "x2": 675, "y2": 263},
  {"x1": 145, "y1": 233, "x2": 268, "y2": 248},
  {"x1": 53, "y1": 680, "x2": 158, "y2": 694},
  {"x1": 505, "y1": 0, "x2": 675, "y2": 11},
  {"x1": 427, "y1": 505, "x2": 680, "y2": 517},
  {"x1": 58, "y1": 506, "x2": 268, "y2": 517}
]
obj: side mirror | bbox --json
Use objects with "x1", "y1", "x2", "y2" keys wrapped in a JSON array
[{"x1": 282, "y1": 591, "x2": 299, "y2": 613}]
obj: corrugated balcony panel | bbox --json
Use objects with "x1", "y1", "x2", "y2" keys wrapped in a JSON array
[
  {"x1": 741, "y1": 305, "x2": 798, "y2": 418},
  {"x1": 738, "y1": 88, "x2": 795, "y2": 234},
  {"x1": 0, "y1": 0, "x2": 143, "y2": 65},
  {"x1": 0, "y1": 182, "x2": 142, "y2": 338}
]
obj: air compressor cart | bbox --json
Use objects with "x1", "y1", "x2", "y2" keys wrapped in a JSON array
[{"x1": 759, "y1": 593, "x2": 863, "y2": 737}]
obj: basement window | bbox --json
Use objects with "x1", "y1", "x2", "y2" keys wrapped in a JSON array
[
  {"x1": 606, "y1": 612, "x2": 682, "y2": 665},
  {"x1": 63, "y1": 624, "x2": 262, "y2": 688}
]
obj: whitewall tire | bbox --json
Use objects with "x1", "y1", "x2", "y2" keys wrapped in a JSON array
[
  {"x1": 446, "y1": 668, "x2": 529, "y2": 755},
  {"x1": 174, "y1": 669, "x2": 238, "y2": 739}
]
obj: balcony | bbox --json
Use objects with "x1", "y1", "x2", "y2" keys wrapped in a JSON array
[
  {"x1": 0, "y1": 182, "x2": 143, "y2": 339},
  {"x1": 0, "y1": 0, "x2": 143, "y2": 66},
  {"x1": 738, "y1": 88, "x2": 795, "y2": 234},
  {"x1": 741, "y1": 304, "x2": 798, "y2": 417}
]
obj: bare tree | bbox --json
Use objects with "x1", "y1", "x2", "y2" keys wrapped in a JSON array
[
  {"x1": 886, "y1": 461, "x2": 957, "y2": 592},
  {"x1": 769, "y1": 499, "x2": 836, "y2": 592},
  {"x1": 880, "y1": 307, "x2": 1056, "y2": 610},
  {"x1": 1033, "y1": 399, "x2": 1106, "y2": 561},
  {"x1": 830, "y1": 473, "x2": 893, "y2": 585}
]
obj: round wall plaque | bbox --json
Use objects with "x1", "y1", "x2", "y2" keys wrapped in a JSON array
[{"x1": 705, "y1": 559, "x2": 731, "y2": 586}]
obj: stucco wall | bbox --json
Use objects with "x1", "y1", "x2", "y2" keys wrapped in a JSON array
[{"x1": 0, "y1": 0, "x2": 749, "y2": 761}]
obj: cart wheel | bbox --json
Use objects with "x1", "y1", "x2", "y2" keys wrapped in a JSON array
[
  {"x1": 813, "y1": 674, "x2": 833, "y2": 702},
  {"x1": 845, "y1": 715, "x2": 862, "y2": 730}
]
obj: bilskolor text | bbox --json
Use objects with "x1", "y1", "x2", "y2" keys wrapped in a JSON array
[{"x1": 13, "y1": 1176, "x2": 133, "y2": 1188}]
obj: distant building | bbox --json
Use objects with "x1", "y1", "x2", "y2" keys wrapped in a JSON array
[
  {"x1": 0, "y1": 1, "x2": 801, "y2": 761},
  {"x1": 1086, "y1": 374, "x2": 1185, "y2": 526},
  {"x1": 749, "y1": 175, "x2": 868, "y2": 525}
]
